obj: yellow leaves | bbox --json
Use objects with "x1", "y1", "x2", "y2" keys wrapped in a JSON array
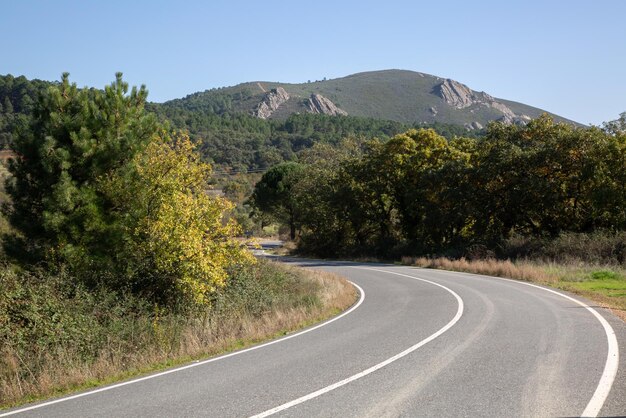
[{"x1": 102, "y1": 131, "x2": 254, "y2": 306}]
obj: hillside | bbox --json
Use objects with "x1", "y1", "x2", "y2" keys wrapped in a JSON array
[
  {"x1": 0, "y1": 71, "x2": 580, "y2": 170},
  {"x1": 2, "y1": 74, "x2": 467, "y2": 171},
  {"x1": 162, "y1": 69, "x2": 578, "y2": 128}
]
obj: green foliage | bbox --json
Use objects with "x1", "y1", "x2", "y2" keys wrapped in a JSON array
[
  {"x1": 250, "y1": 162, "x2": 305, "y2": 240},
  {"x1": 3, "y1": 73, "x2": 253, "y2": 306},
  {"x1": 603, "y1": 111, "x2": 626, "y2": 135},
  {"x1": 101, "y1": 133, "x2": 254, "y2": 305},
  {"x1": 0, "y1": 259, "x2": 328, "y2": 405},
  {"x1": 284, "y1": 118, "x2": 626, "y2": 258},
  {"x1": 2, "y1": 73, "x2": 489, "y2": 174},
  {"x1": 0, "y1": 74, "x2": 53, "y2": 149},
  {"x1": 211, "y1": 259, "x2": 321, "y2": 318},
  {"x1": 290, "y1": 142, "x2": 359, "y2": 255},
  {"x1": 590, "y1": 270, "x2": 621, "y2": 281},
  {"x1": 471, "y1": 116, "x2": 626, "y2": 241},
  {"x1": 3, "y1": 73, "x2": 158, "y2": 268}
]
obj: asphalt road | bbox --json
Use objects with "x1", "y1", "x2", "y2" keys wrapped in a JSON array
[{"x1": 3, "y1": 259, "x2": 625, "y2": 417}]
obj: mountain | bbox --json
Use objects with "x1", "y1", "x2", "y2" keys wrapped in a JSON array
[
  {"x1": 0, "y1": 71, "x2": 581, "y2": 171},
  {"x1": 1, "y1": 73, "x2": 474, "y2": 171},
  {"x1": 162, "y1": 69, "x2": 578, "y2": 129}
]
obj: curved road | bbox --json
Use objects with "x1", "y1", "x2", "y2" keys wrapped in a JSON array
[{"x1": 3, "y1": 260, "x2": 625, "y2": 417}]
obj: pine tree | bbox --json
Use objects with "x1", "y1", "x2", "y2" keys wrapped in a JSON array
[{"x1": 3, "y1": 73, "x2": 159, "y2": 270}]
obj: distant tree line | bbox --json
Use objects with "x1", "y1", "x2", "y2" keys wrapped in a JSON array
[{"x1": 252, "y1": 116, "x2": 626, "y2": 258}]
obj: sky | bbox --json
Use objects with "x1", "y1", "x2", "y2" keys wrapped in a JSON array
[{"x1": 1, "y1": 0, "x2": 624, "y2": 125}]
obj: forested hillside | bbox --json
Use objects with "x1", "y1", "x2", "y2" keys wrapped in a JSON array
[
  {"x1": 148, "y1": 104, "x2": 479, "y2": 170},
  {"x1": 1, "y1": 73, "x2": 481, "y2": 171},
  {"x1": 0, "y1": 75, "x2": 53, "y2": 149}
]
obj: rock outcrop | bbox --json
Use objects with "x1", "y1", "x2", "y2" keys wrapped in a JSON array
[
  {"x1": 435, "y1": 79, "x2": 529, "y2": 126},
  {"x1": 463, "y1": 121, "x2": 484, "y2": 130},
  {"x1": 490, "y1": 101, "x2": 517, "y2": 121},
  {"x1": 436, "y1": 79, "x2": 479, "y2": 109},
  {"x1": 498, "y1": 113, "x2": 532, "y2": 126},
  {"x1": 306, "y1": 94, "x2": 347, "y2": 116},
  {"x1": 253, "y1": 87, "x2": 290, "y2": 119}
]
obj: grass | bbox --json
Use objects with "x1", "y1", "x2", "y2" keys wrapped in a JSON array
[
  {"x1": 0, "y1": 261, "x2": 357, "y2": 409},
  {"x1": 402, "y1": 256, "x2": 626, "y2": 322}
]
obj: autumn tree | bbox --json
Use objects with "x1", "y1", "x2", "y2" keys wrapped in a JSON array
[{"x1": 101, "y1": 133, "x2": 253, "y2": 305}]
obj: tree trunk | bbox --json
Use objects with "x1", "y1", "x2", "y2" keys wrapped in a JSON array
[{"x1": 290, "y1": 222, "x2": 296, "y2": 240}]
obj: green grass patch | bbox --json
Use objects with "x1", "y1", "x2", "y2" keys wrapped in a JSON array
[
  {"x1": 559, "y1": 269, "x2": 626, "y2": 299},
  {"x1": 590, "y1": 270, "x2": 622, "y2": 281}
]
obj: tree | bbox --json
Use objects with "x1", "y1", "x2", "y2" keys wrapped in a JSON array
[
  {"x1": 292, "y1": 142, "x2": 359, "y2": 256},
  {"x1": 397, "y1": 130, "x2": 474, "y2": 252},
  {"x1": 250, "y1": 162, "x2": 304, "y2": 240},
  {"x1": 4, "y1": 72, "x2": 158, "y2": 267},
  {"x1": 3, "y1": 73, "x2": 252, "y2": 306},
  {"x1": 101, "y1": 133, "x2": 253, "y2": 305},
  {"x1": 467, "y1": 116, "x2": 618, "y2": 242},
  {"x1": 603, "y1": 112, "x2": 626, "y2": 135},
  {"x1": 2, "y1": 97, "x2": 12, "y2": 114}
]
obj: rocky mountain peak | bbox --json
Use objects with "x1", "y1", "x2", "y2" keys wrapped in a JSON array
[
  {"x1": 435, "y1": 78, "x2": 531, "y2": 126},
  {"x1": 253, "y1": 87, "x2": 290, "y2": 119},
  {"x1": 306, "y1": 94, "x2": 347, "y2": 116}
]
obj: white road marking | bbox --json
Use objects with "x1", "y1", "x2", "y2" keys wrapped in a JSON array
[
  {"x1": 0, "y1": 282, "x2": 365, "y2": 417},
  {"x1": 464, "y1": 272, "x2": 619, "y2": 418},
  {"x1": 250, "y1": 267, "x2": 465, "y2": 418}
]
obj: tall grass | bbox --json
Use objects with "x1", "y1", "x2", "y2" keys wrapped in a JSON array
[
  {"x1": 402, "y1": 256, "x2": 555, "y2": 283},
  {"x1": 0, "y1": 260, "x2": 356, "y2": 408}
]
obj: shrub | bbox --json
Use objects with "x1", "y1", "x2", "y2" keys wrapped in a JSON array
[{"x1": 503, "y1": 231, "x2": 626, "y2": 266}]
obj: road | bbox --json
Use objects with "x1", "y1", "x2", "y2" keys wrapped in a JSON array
[{"x1": 2, "y1": 259, "x2": 625, "y2": 417}]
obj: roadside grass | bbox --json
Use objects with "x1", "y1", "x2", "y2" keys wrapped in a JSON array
[
  {"x1": 402, "y1": 256, "x2": 626, "y2": 322},
  {"x1": 0, "y1": 261, "x2": 357, "y2": 409}
]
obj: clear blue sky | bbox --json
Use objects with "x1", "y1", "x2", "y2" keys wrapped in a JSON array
[{"x1": 1, "y1": 0, "x2": 624, "y2": 125}]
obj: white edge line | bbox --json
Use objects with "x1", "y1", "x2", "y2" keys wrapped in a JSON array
[
  {"x1": 0, "y1": 281, "x2": 365, "y2": 417},
  {"x1": 418, "y1": 267, "x2": 619, "y2": 418},
  {"x1": 249, "y1": 267, "x2": 464, "y2": 418}
]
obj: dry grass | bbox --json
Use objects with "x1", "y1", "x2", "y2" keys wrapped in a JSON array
[
  {"x1": 0, "y1": 266, "x2": 357, "y2": 409},
  {"x1": 402, "y1": 256, "x2": 555, "y2": 283},
  {"x1": 402, "y1": 256, "x2": 626, "y2": 323}
]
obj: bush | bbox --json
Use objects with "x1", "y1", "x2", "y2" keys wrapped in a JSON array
[
  {"x1": 502, "y1": 230, "x2": 626, "y2": 266},
  {"x1": 0, "y1": 259, "x2": 345, "y2": 406}
]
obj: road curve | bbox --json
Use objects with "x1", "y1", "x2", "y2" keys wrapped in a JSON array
[{"x1": 2, "y1": 260, "x2": 625, "y2": 417}]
